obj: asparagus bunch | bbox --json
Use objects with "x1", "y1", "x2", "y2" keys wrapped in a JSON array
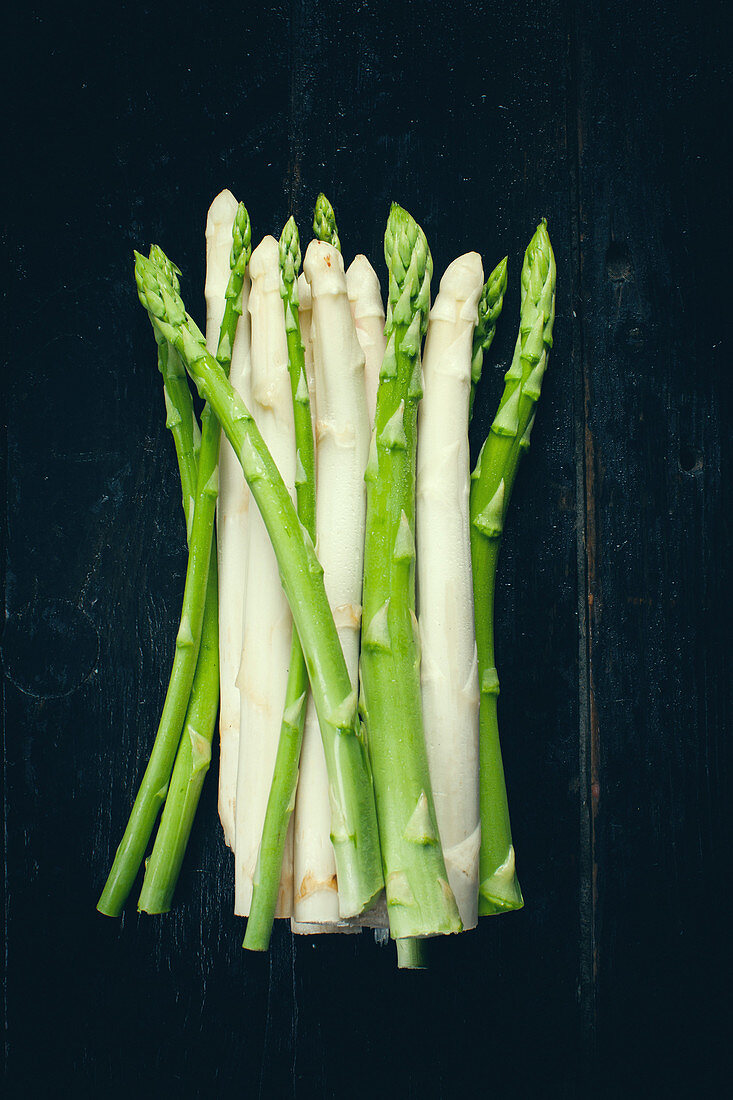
[
  {"x1": 102, "y1": 193, "x2": 557, "y2": 975},
  {"x1": 132, "y1": 248, "x2": 384, "y2": 919},
  {"x1": 360, "y1": 204, "x2": 462, "y2": 940},
  {"x1": 470, "y1": 220, "x2": 555, "y2": 914}
]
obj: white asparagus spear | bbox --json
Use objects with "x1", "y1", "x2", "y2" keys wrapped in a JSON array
[
  {"x1": 206, "y1": 190, "x2": 252, "y2": 852},
  {"x1": 234, "y1": 235, "x2": 296, "y2": 917},
  {"x1": 416, "y1": 252, "x2": 484, "y2": 930},
  {"x1": 292, "y1": 240, "x2": 371, "y2": 926},
  {"x1": 346, "y1": 255, "x2": 386, "y2": 430}
]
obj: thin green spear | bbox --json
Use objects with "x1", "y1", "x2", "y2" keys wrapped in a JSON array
[
  {"x1": 469, "y1": 257, "x2": 508, "y2": 421},
  {"x1": 470, "y1": 220, "x2": 556, "y2": 915},
  {"x1": 137, "y1": 207, "x2": 251, "y2": 913},
  {"x1": 313, "y1": 192, "x2": 341, "y2": 251},
  {"x1": 98, "y1": 211, "x2": 251, "y2": 917},
  {"x1": 133, "y1": 247, "x2": 384, "y2": 918},
  {"x1": 141, "y1": 318, "x2": 219, "y2": 915},
  {"x1": 244, "y1": 217, "x2": 317, "y2": 950}
]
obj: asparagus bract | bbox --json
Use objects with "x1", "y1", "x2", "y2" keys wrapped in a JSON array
[
  {"x1": 470, "y1": 220, "x2": 555, "y2": 914},
  {"x1": 292, "y1": 238, "x2": 371, "y2": 926},
  {"x1": 313, "y1": 192, "x2": 341, "y2": 252},
  {"x1": 347, "y1": 255, "x2": 386, "y2": 429},
  {"x1": 133, "y1": 249, "x2": 384, "y2": 918},
  {"x1": 245, "y1": 219, "x2": 317, "y2": 949},
  {"x1": 417, "y1": 251, "x2": 485, "y2": 929},
  {"x1": 360, "y1": 204, "x2": 462, "y2": 939}
]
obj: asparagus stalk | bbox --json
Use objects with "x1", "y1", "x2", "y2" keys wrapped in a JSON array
[
  {"x1": 98, "y1": 253, "x2": 208, "y2": 915},
  {"x1": 244, "y1": 218, "x2": 316, "y2": 950},
  {"x1": 347, "y1": 255, "x2": 386, "y2": 429},
  {"x1": 137, "y1": 554, "x2": 220, "y2": 913},
  {"x1": 235, "y1": 235, "x2": 299, "y2": 918},
  {"x1": 470, "y1": 220, "x2": 555, "y2": 914},
  {"x1": 155, "y1": 332, "x2": 201, "y2": 529},
  {"x1": 136, "y1": 204, "x2": 251, "y2": 912},
  {"x1": 296, "y1": 273, "x2": 317, "y2": 424},
  {"x1": 313, "y1": 192, "x2": 341, "y2": 251},
  {"x1": 416, "y1": 251, "x2": 486, "y2": 930},
  {"x1": 292, "y1": 237, "x2": 371, "y2": 927},
  {"x1": 360, "y1": 204, "x2": 461, "y2": 939},
  {"x1": 469, "y1": 258, "x2": 508, "y2": 421},
  {"x1": 395, "y1": 937, "x2": 427, "y2": 969},
  {"x1": 207, "y1": 191, "x2": 252, "y2": 851},
  {"x1": 132, "y1": 251, "x2": 384, "y2": 918}
]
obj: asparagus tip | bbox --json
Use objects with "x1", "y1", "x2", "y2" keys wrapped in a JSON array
[
  {"x1": 232, "y1": 202, "x2": 252, "y2": 270},
  {"x1": 313, "y1": 192, "x2": 340, "y2": 251}
]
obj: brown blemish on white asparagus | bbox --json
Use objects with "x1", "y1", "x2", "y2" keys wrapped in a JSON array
[
  {"x1": 234, "y1": 236, "x2": 296, "y2": 918},
  {"x1": 346, "y1": 254, "x2": 386, "y2": 431},
  {"x1": 416, "y1": 252, "x2": 484, "y2": 930},
  {"x1": 294, "y1": 869, "x2": 338, "y2": 905},
  {"x1": 292, "y1": 241, "x2": 371, "y2": 927},
  {"x1": 206, "y1": 190, "x2": 251, "y2": 852}
]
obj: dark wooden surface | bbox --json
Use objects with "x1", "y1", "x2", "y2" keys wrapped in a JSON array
[{"x1": 3, "y1": 1, "x2": 730, "y2": 1096}]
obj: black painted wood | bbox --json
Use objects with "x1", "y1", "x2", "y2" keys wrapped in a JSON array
[{"x1": 3, "y1": 1, "x2": 730, "y2": 1096}]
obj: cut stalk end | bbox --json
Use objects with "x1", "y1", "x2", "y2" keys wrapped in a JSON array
[{"x1": 396, "y1": 938, "x2": 428, "y2": 970}]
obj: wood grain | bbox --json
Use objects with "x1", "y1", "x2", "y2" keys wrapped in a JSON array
[{"x1": 2, "y1": 1, "x2": 730, "y2": 1095}]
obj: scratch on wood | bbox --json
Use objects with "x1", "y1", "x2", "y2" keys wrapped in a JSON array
[{"x1": 568, "y1": 0, "x2": 598, "y2": 1058}]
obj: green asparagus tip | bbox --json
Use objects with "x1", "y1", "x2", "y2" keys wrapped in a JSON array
[
  {"x1": 148, "y1": 244, "x2": 181, "y2": 292},
  {"x1": 313, "y1": 192, "x2": 341, "y2": 251},
  {"x1": 524, "y1": 220, "x2": 553, "y2": 284},
  {"x1": 279, "y1": 215, "x2": 302, "y2": 285},
  {"x1": 476, "y1": 256, "x2": 509, "y2": 350},
  {"x1": 521, "y1": 220, "x2": 556, "y2": 332},
  {"x1": 492, "y1": 255, "x2": 509, "y2": 290},
  {"x1": 231, "y1": 202, "x2": 252, "y2": 272},
  {"x1": 134, "y1": 248, "x2": 188, "y2": 337},
  {"x1": 384, "y1": 203, "x2": 432, "y2": 331}
]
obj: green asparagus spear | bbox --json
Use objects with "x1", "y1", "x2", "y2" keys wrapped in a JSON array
[
  {"x1": 469, "y1": 257, "x2": 508, "y2": 421},
  {"x1": 136, "y1": 558, "x2": 219, "y2": 913},
  {"x1": 98, "y1": 218, "x2": 251, "y2": 917},
  {"x1": 136, "y1": 210, "x2": 251, "y2": 913},
  {"x1": 360, "y1": 203, "x2": 461, "y2": 940},
  {"x1": 470, "y1": 219, "x2": 556, "y2": 915},
  {"x1": 133, "y1": 248, "x2": 384, "y2": 918},
  {"x1": 244, "y1": 217, "x2": 317, "y2": 950},
  {"x1": 313, "y1": 193, "x2": 341, "y2": 251}
]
